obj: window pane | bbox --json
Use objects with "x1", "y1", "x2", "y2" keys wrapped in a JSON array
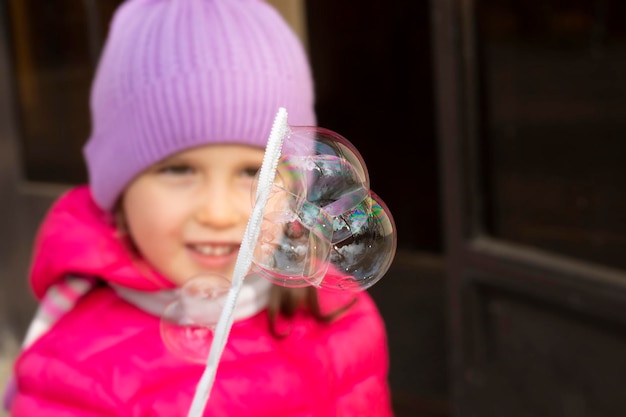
[
  {"x1": 6, "y1": 0, "x2": 122, "y2": 184},
  {"x1": 478, "y1": 0, "x2": 626, "y2": 270}
]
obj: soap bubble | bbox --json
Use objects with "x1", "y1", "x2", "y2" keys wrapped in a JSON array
[
  {"x1": 323, "y1": 191, "x2": 396, "y2": 291},
  {"x1": 251, "y1": 126, "x2": 397, "y2": 292},
  {"x1": 160, "y1": 274, "x2": 230, "y2": 363}
]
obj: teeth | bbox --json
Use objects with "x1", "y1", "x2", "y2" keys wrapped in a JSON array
[{"x1": 192, "y1": 245, "x2": 233, "y2": 256}]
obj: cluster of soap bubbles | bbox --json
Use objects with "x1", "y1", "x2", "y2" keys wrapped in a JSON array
[
  {"x1": 251, "y1": 126, "x2": 396, "y2": 292},
  {"x1": 161, "y1": 126, "x2": 397, "y2": 362}
]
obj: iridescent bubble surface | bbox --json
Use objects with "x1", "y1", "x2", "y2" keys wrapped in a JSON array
[{"x1": 251, "y1": 126, "x2": 397, "y2": 292}]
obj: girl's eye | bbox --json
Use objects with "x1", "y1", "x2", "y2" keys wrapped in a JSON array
[
  {"x1": 158, "y1": 164, "x2": 195, "y2": 175},
  {"x1": 242, "y1": 166, "x2": 260, "y2": 178}
]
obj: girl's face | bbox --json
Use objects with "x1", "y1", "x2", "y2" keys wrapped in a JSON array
[{"x1": 122, "y1": 144, "x2": 264, "y2": 287}]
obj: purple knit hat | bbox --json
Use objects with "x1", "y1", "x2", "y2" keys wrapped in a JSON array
[{"x1": 84, "y1": 0, "x2": 316, "y2": 211}]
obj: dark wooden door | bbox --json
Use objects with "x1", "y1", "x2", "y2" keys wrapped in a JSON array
[{"x1": 432, "y1": 0, "x2": 626, "y2": 416}]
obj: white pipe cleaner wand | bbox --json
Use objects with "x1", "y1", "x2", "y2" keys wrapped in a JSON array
[{"x1": 186, "y1": 107, "x2": 290, "y2": 417}]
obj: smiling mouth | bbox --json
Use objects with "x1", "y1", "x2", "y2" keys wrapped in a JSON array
[{"x1": 189, "y1": 244, "x2": 238, "y2": 256}]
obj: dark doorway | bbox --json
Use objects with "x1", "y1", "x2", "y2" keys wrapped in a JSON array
[
  {"x1": 305, "y1": 1, "x2": 442, "y2": 253},
  {"x1": 305, "y1": 2, "x2": 449, "y2": 417}
]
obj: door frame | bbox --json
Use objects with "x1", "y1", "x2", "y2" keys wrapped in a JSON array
[{"x1": 431, "y1": 0, "x2": 626, "y2": 415}]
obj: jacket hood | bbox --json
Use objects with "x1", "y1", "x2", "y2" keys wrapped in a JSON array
[{"x1": 29, "y1": 185, "x2": 173, "y2": 299}]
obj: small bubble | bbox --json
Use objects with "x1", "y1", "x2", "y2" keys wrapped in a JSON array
[{"x1": 160, "y1": 274, "x2": 230, "y2": 363}]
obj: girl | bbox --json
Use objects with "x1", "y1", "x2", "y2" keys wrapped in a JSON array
[{"x1": 6, "y1": 0, "x2": 393, "y2": 416}]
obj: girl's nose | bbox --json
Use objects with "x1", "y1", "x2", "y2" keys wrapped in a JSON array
[{"x1": 193, "y1": 184, "x2": 246, "y2": 228}]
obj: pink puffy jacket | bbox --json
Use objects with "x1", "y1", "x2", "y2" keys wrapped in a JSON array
[{"x1": 10, "y1": 186, "x2": 394, "y2": 416}]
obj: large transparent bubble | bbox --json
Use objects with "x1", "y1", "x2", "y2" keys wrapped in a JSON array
[
  {"x1": 251, "y1": 126, "x2": 397, "y2": 292},
  {"x1": 160, "y1": 274, "x2": 230, "y2": 363}
]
